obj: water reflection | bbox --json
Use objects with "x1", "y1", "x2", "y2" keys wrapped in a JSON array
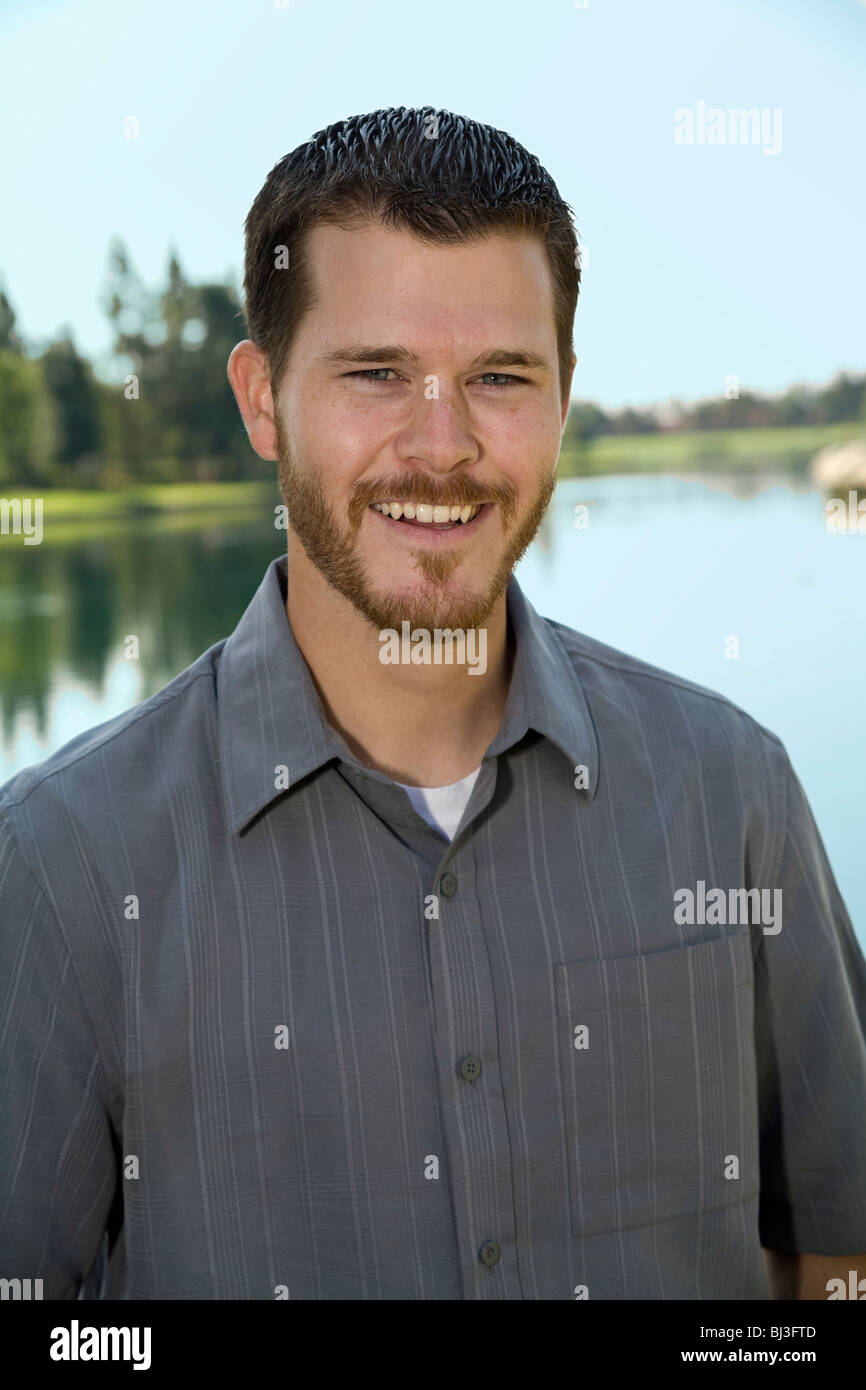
[{"x1": 0, "y1": 512, "x2": 280, "y2": 751}]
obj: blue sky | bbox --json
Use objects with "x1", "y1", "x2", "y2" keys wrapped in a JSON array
[{"x1": 2, "y1": 0, "x2": 864, "y2": 409}]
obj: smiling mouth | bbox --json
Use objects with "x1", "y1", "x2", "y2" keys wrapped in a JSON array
[{"x1": 370, "y1": 501, "x2": 487, "y2": 530}]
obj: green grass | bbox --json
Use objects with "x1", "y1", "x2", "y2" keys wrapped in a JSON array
[
  {"x1": 5, "y1": 423, "x2": 865, "y2": 524},
  {"x1": 30, "y1": 479, "x2": 279, "y2": 520},
  {"x1": 557, "y1": 421, "x2": 865, "y2": 478}
]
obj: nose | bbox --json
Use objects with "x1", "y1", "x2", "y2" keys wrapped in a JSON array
[{"x1": 393, "y1": 387, "x2": 479, "y2": 475}]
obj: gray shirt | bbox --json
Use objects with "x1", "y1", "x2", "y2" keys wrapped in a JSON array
[{"x1": 1, "y1": 553, "x2": 864, "y2": 1300}]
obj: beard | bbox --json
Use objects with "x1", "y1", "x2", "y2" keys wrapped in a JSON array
[{"x1": 274, "y1": 410, "x2": 556, "y2": 633}]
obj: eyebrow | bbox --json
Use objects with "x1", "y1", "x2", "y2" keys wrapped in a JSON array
[{"x1": 318, "y1": 345, "x2": 552, "y2": 372}]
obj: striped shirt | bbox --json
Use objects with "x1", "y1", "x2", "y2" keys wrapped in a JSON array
[{"x1": 1, "y1": 552, "x2": 864, "y2": 1300}]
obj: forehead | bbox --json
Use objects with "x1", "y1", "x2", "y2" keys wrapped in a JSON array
[{"x1": 299, "y1": 220, "x2": 556, "y2": 343}]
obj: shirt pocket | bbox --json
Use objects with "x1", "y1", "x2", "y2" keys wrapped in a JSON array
[{"x1": 553, "y1": 931, "x2": 758, "y2": 1238}]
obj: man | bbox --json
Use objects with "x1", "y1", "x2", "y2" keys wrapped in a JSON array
[{"x1": 1, "y1": 107, "x2": 864, "y2": 1301}]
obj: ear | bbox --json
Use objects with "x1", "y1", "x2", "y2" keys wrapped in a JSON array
[
  {"x1": 561, "y1": 350, "x2": 577, "y2": 428},
  {"x1": 227, "y1": 340, "x2": 278, "y2": 461}
]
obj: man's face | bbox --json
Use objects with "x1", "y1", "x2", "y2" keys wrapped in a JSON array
[{"x1": 274, "y1": 220, "x2": 571, "y2": 633}]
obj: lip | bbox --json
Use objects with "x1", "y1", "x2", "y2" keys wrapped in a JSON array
[{"x1": 368, "y1": 502, "x2": 493, "y2": 544}]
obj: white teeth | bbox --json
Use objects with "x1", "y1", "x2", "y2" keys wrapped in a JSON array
[{"x1": 371, "y1": 502, "x2": 482, "y2": 524}]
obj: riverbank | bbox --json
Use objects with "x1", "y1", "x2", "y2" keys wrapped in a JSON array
[
  {"x1": 19, "y1": 479, "x2": 279, "y2": 521},
  {"x1": 5, "y1": 422, "x2": 864, "y2": 521},
  {"x1": 557, "y1": 420, "x2": 864, "y2": 478}
]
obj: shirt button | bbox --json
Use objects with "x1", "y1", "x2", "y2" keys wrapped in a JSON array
[
  {"x1": 479, "y1": 1241, "x2": 501, "y2": 1268},
  {"x1": 459, "y1": 1055, "x2": 482, "y2": 1082},
  {"x1": 440, "y1": 871, "x2": 458, "y2": 898}
]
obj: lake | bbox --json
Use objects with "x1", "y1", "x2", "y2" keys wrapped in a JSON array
[{"x1": 1, "y1": 471, "x2": 863, "y2": 946}]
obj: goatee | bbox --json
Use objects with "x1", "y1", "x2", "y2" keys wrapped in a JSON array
[{"x1": 274, "y1": 411, "x2": 556, "y2": 633}]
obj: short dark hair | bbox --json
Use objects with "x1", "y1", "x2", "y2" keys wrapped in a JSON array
[{"x1": 242, "y1": 106, "x2": 580, "y2": 404}]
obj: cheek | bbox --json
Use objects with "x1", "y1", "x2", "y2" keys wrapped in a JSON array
[
  {"x1": 485, "y1": 397, "x2": 559, "y2": 452},
  {"x1": 302, "y1": 397, "x2": 386, "y2": 472},
  {"x1": 491, "y1": 408, "x2": 560, "y2": 484},
  {"x1": 289, "y1": 399, "x2": 370, "y2": 486}
]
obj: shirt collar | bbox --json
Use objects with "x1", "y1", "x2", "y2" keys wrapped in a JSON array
[{"x1": 217, "y1": 554, "x2": 598, "y2": 835}]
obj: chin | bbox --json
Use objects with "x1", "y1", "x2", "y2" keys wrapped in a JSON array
[{"x1": 362, "y1": 578, "x2": 499, "y2": 636}]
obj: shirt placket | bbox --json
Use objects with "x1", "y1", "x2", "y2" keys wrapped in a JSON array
[{"x1": 425, "y1": 759, "x2": 522, "y2": 1299}]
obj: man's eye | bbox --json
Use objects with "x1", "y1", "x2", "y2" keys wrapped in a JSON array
[
  {"x1": 348, "y1": 370, "x2": 524, "y2": 389},
  {"x1": 478, "y1": 374, "x2": 523, "y2": 389}
]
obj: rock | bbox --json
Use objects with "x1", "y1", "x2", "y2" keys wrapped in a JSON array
[{"x1": 810, "y1": 437, "x2": 866, "y2": 489}]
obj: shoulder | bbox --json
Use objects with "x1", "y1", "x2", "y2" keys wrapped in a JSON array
[
  {"x1": 547, "y1": 615, "x2": 790, "y2": 776},
  {"x1": 0, "y1": 638, "x2": 226, "y2": 841}
]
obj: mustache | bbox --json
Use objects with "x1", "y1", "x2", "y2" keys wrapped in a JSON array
[{"x1": 347, "y1": 474, "x2": 518, "y2": 530}]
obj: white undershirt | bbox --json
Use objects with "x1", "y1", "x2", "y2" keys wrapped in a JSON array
[{"x1": 395, "y1": 766, "x2": 482, "y2": 840}]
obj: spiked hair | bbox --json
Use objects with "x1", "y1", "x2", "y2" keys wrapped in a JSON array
[{"x1": 242, "y1": 106, "x2": 580, "y2": 403}]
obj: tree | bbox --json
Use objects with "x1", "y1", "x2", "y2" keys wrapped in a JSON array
[
  {"x1": 0, "y1": 287, "x2": 24, "y2": 354},
  {"x1": 820, "y1": 371, "x2": 862, "y2": 423},
  {"x1": 99, "y1": 239, "x2": 164, "y2": 480},
  {"x1": 565, "y1": 401, "x2": 611, "y2": 446},
  {"x1": 40, "y1": 332, "x2": 102, "y2": 472},
  {"x1": 0, "y1": 350, "x2": 59, "y2": 485}
]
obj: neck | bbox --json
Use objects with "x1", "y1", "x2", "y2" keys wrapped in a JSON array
[{"x1": 284, "y1": 542, "x2": 514, "y2": 786}]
